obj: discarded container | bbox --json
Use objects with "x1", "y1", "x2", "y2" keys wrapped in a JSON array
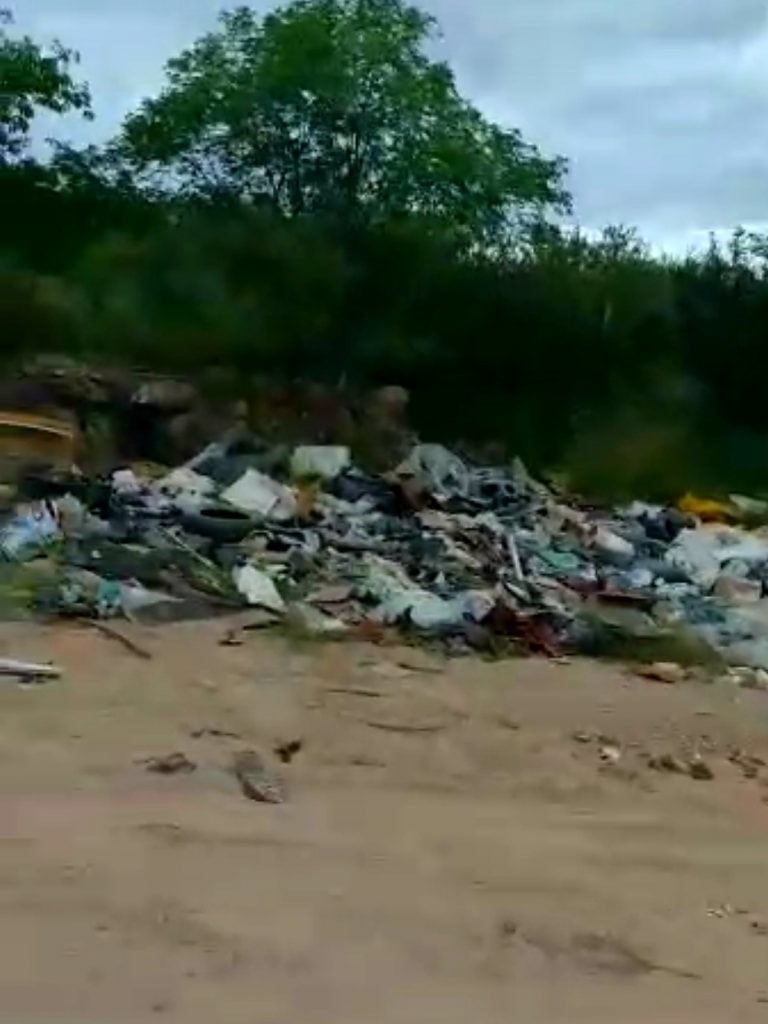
[{"x1": 290, "y1": 446, "x2": 350, "y2": 481}]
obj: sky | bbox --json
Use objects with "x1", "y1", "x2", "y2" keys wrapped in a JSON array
[{"x1": 14, "y1": 0, "x2": 768, "y2": 251}]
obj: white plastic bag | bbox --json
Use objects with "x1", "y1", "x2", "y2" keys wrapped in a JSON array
[
  {"x1": 222, "y1": 469, "x2": 297, "y2": 520},
  {"x1": 232, "y1": 564, "x2": 286, "y2": 613}
]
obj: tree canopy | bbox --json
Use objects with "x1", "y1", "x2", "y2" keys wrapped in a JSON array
[
  {"x1": 0, "y1": 8, "x2": 91, "y2": 163},
  {"x1": 119, "y1": 0, "x2": 569, "y2": 243},
  {"x1": 3, "y1": 2, "x2": 768, "y2": 497}
]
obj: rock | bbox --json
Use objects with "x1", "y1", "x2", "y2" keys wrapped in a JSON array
[
  {"x1": 232, "y1": 750, "x2": 285, "y2": 804},
  {"x1": 273, "y1": 739, "x2": 303, "y2": 764},
  {"x1": 688, "y1": 757, "x2": 714, "y2": 781},
  {"x1": 637, "y1": 662, "x2": 687, "y2": 685},
  {"x1": 728, "y1": 749, "x2": 765, "y2": 779}
]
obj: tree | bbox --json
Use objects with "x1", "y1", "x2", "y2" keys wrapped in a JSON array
[
  {"x1": 0, "y1": 8, "x2": 91, "y2": 163},
  {"x1": 119, "y1": 0, "x2": 569, "y2": 243}
]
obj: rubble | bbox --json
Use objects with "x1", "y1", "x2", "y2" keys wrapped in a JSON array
[{"x1": 1, "y1": 416, "x2": 768, "y2": 676}]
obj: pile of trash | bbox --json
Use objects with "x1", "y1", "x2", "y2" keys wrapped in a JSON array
[{"x1": 6, "y1": 433, "x2": 768, "y2": 669}]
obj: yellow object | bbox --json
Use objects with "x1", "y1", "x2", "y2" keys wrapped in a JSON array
[
  {"x1": 677, "y1": 493, "x2": 735, "y2": 523},
  {"x1": 0, "y1": 412, "x2": 76, "y2": 471}
]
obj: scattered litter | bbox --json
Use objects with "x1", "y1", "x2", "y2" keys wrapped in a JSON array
[
  {"x1": 285, "y1": 601, "x2": 348, "y2": 638},
  {"x1": 325, "y1": 686, "x2": 383, "y2": 698},
  {"x1": 364, "y1": 718, "x2": 450, "y2": 734},
  {"x1": 143, "y1": 752, "x2": 196, "y2": 775},
  {"x1": 0, "y1": 413, "x2": 766, "y2": 675},
  {"x1": 291, "y1": 446, "x2": 350, "y2": 481},
  {"x1": 397, "y1": 652, "x2": 445, "y2": 674},
  {"x1": 85, "y1": 620, "x2": 152, "y2": 660},
  {"x1": 572, "y1": 731, "x2": 593, "y2": 744},
  {"x1": 157, "y1": 467, "x2": 215, "y2": 510},
  {"x1": 0, "y1": 658, "x2": 61, "y2": 681},
  {"x1": 598, "y1": 743, "x2": 622, "y2": 765},
  {"x1": 648, "y1": 753, "x2": 687, "y2": 774},
  {"x1": 232, "y1": 563, "x2": 286, "y2": 613},
  {"x1": 222, "y1": 469, "x2": 296, "y2": 520},
  {"x1": 232, "y1": 750, "x2": 285, "y2": 803},
  {"x1": 0, "y1": 502, "x2": 60, "y2": 562},
  {"x1": 678, "y1": 493, "x2": 735, "y2": 523},
  {"x1": 190, "y1": 726, "x2": 242, "y2": 740},
  {"x1": 395, "y1": 444, "x2": 471, "y2": 499}
]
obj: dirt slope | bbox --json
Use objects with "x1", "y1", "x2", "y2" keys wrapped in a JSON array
[{"x1": 1, "y1": 619, "x2": 768, "y2": 1023}]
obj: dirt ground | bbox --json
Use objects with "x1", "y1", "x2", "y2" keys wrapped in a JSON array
[{"x1": 2, "y1": 618, "x2": 768, "y2": 1023}]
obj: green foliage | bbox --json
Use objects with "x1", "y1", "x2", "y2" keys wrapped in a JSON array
[
  {"x1": 0, "y1": 8, "x2": 91, "y2": 162},
  {"x1": 119, "y1": 0, "x2": 568, "y2": 244},
  {"x1": 5, "y1": 4, "x2": 768, "y2": 498}
]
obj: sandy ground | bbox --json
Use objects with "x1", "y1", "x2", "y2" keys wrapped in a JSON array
[{"x1": 2, "y1": 618, "x2": 768, "y2": 1023}]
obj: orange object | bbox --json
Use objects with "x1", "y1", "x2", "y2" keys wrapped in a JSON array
[{"x1": 677, "y1": 492, "x2": 735, "y2": 523}]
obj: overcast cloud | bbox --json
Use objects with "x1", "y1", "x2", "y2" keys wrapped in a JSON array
[{"x1": 14, "y1": 0, "x2": 768, "y2": 250}]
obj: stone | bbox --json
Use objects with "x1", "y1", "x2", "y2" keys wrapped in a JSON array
[
  {"x1": 637, "y1": 662, "x2": 687, "y2": 685},
  {"x1": 688, "y1": 757, "x2": 714, "y2": 781}
]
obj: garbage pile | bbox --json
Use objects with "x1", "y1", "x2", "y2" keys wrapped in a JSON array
[{"x1": 6, "y1": 434, "x2": 768, "y2": 669}]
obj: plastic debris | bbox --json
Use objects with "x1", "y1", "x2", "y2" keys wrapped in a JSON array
[
  {"x1": 678, "y1": 493, "x2": 736, "y2": 523},
  {"x1": 222, "y1": 469, "x2": 297, "y2": 520},
  {"x1": 285, "y1": 601, "x2": 348, "y2": 637},
  {"x1": 290, "y1": 446, "x2": 350, "y2": 481},
  {"x1": 157, "y1": 467, "x2": 216, "y2": 510},
  {"x1": 232, "y1": 749, "x2": 285, "y2": 804},
  {"x1": 0, "y1": 502, "x2": 61, "y2": 561},
  {"x1": 0, "y1": 658, "x2": 61, "y2": 680},
  {"x1": 232, "y1": 564, "x2": 286, "y2": 613},
  {"x1": 395, "y1": 444, "x2": 471, "y2": 499},
  {"x1": 3, "y1": 406, "x2": 768, "y2": 672}
]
